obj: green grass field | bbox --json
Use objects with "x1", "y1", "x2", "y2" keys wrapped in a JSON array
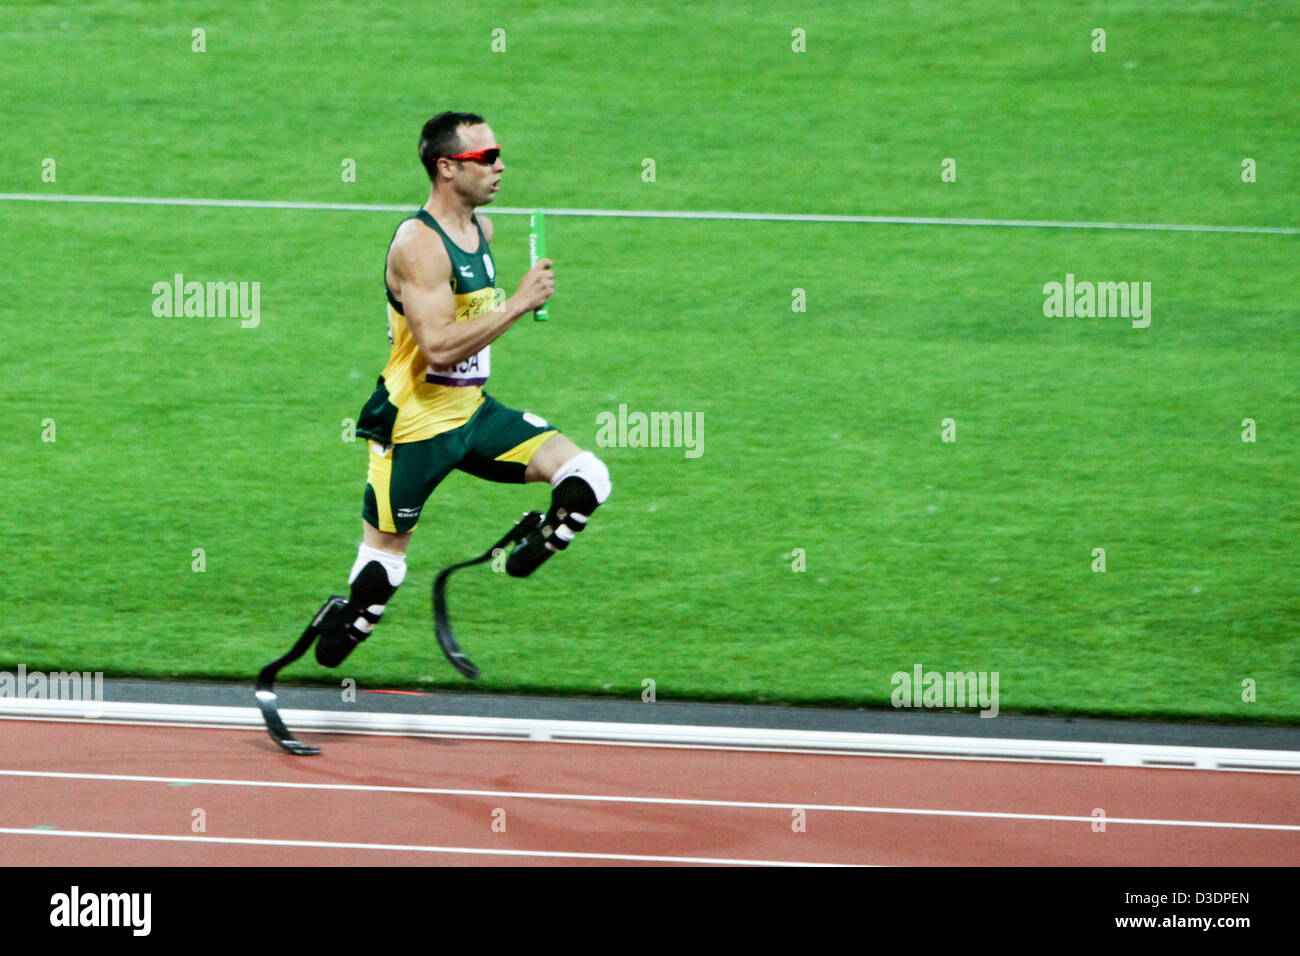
[{"x1": 2, "y1": 1, "x2": 1296, "y2": 722}]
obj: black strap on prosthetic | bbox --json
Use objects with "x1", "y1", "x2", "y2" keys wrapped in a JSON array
[
  {"x1": 433, "y1": 510, "x2": 543, "y2": 680},
  {"x1": 311, "y1": 561, "x2": 402, "y2": 668},
  {"x1": 544, "y1": 476, "x2": 600, "y2": 549},
  {"x1": 347, "y1": 561, "x2": 400, "y2": 638}
]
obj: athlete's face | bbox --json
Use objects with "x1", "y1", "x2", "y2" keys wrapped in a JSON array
[{"x1": 447, "y1": 123, "x2": 505, "y2": 206}]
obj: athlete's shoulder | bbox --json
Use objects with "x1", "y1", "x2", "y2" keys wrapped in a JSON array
[
  {"x1": 390, "y1": 216, "x2": 451, "y2": 283},
  {"x1": 475, "y1": 212, "x2": 494, "y2": 243}
]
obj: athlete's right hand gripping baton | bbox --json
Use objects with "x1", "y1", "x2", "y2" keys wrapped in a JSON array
[{"x1": 528, "y1": 211, "x2": 549, "y2": 321}]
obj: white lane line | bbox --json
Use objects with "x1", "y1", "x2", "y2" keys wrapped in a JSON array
[
  {"x1": 2, "y1": 192, "x2": 1296, "y2": 235},
  {"x1": 5, "y1": 703, "x2": 1300, "y2": 772},
  {"x1": 19, "y1": 713, "x2": 1286, "y2": 770},
  {"x1": 3, "y1": 769, "x2": 1297, "y2": 832},
  {"x1": 0, "y1": 828, "x2": 846, "y2": 866}
]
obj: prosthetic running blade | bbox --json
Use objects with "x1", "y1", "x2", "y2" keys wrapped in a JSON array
[
  {"x1": 433, "y1": 511, "x2": 543, "y2": 680},
  {"x1": 254, "y1": 596, "x2": 346, "y2": 755}
]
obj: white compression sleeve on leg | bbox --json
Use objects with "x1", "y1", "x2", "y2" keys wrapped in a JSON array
[
  {"x1": 350, "y1": 544, "x2": 408, "y2": 588},
  {"x1": 550, "y1": 451, "x2": 611, "y2": 505}
]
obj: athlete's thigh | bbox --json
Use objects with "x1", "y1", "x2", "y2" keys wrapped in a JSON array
[
  {"x1": 456, "y1": 394, "x2": 559, "y2": 484},
  {"x1": 361, "y1": 433, "x2": 463, "y2": 534},
  {"x1": 523, "y1": 432, "x2": 582, "y2": 483}
]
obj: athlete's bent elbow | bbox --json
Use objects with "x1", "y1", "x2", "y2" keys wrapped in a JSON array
[{"x1": 422, "y1": 344, "x2": 459, "y2": 370}]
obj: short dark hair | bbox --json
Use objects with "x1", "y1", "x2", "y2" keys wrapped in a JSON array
[{"x1": 419, "y1": 111, "x2": 486, "y2": 182}]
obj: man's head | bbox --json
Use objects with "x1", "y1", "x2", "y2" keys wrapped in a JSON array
[{"x1": 419, "y1": 111, "x2": 504, "y2": 206}]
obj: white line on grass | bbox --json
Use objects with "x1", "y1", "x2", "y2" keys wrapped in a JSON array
[
  {"x1": 3, "y1": 769, "x2": 1297, "y2": 831},
  {"x1": 1, "y1": 192, "x2": 1296, "y2": 235},
  {"x1": 0, "y1": 827, "x2": 846, "y2": 866}
]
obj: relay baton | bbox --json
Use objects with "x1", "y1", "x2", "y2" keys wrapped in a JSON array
[{"x1": 528, "y1": 211, "x2": 549, "y2": 321}]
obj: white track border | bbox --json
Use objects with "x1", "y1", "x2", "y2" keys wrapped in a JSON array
[
  {"x1": 2, "y1": 698, "x2": 1298, "y2": 773},
  {"x1": 2, "y1": 192, "x2": 1297, "y2": 235}
]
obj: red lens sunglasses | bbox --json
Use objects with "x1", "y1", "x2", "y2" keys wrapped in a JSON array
[{"x1": 449, "y1": 146, "x2": 502, "y2": 164}]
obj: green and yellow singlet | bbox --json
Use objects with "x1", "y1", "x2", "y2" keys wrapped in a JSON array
[{"x1": 356, "y1": 209, "x2": 506, "y2": 445}]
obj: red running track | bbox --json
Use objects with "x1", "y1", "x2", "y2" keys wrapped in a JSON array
[{"x1": 1, "y1": 719, "x2": 1298, "y2": 866}]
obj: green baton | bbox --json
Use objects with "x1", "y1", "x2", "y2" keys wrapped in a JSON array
[{"x1": 528, "y1": 211, "x2": 549, "y2": 321}]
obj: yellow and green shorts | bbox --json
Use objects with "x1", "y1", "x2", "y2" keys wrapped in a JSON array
[{"x1": 362, "y1": 393, "x2": 557, "y2": 533}]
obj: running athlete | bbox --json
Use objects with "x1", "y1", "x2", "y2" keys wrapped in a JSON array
[{"x1": 313, "y1": 111, "x2": 612, "y2": 668}]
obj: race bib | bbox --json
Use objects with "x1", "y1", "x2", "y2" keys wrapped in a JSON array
[
  {"x1": 425, "y1": 287, "x2": 501, "y2": 386},
  {"x1": 427, "y1": 346, "x2": 490, "y2": 386}
]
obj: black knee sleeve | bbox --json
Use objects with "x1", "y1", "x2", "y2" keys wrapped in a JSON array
[
  {"x1": 345, "y1": 560, "x2": 400, "y2": 638},
  {"x1": 553, "y1": 475, "x2": 598, "y2": 519},
  {"x1": 543, "y1": 476, "x2": 600, "y2": 549}
]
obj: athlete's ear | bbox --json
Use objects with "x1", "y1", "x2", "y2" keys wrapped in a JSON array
[{"x1": 436, "y1": 156, "x2": 461, "y2": 182}]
